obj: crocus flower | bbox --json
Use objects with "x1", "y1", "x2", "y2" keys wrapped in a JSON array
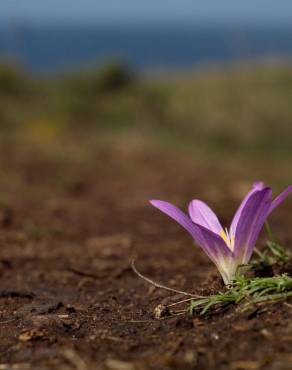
[{"x1": 150, "y1": 182, "x2": 292, "y2": 284}]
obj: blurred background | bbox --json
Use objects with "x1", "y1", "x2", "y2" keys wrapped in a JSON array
[{"x1": 0, "y1": 0, "x2": 292, "y2": 197}]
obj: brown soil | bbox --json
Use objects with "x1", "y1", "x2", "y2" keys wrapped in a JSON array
[{"x1": 0, "y1": 138, "x2": 291, "y2": 370}]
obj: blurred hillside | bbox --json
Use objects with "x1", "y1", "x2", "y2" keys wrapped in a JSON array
[{"x1": 0, "y1": 60, "x2": 292, "y2": 160}]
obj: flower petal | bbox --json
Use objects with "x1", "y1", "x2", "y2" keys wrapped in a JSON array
[
  {"x1": 230, "y1": 181, "x2": 265, "y2": 237},
  {"x1": 150, "y1": 200, "x2": 232, "y2": 264},
  {"x1": 188, "y1": 200, "x2": 222, "y2": 235},
  {"x1": 268, "y1": 185, "x2": 292, "y2": 214},
  {"x1": 233, "y1": 187, "x2": 272, "y2": 264}
]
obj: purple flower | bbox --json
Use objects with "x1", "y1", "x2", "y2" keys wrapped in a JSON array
[{"x1": 150, "y1": 182, "x2": 292, "y2": 284}]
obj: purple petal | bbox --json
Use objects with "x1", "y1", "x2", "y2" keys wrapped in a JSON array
[
  {"x1": 188, "y1": 200, "x2": 222, "y2": 235},
  {"x1": 233, "y1": 187, "x2": 272, "y2": 264},
  {"x1": 150, "y1": 200, "x2": 232, "y2": 264},
  {"x1": 230, "y1": 181, "x2": 265, "y2": 237},
  {"x1": 268, "y1": 185, "x2": 292, "y2": 215}
]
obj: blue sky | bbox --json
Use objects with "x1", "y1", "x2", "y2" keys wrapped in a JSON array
[{"x1": 1, "y1": 0, "x2": 292, "y2": 24}]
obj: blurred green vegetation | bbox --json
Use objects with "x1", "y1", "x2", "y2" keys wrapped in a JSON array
[{"x1": 0, "y1": 59, "x2": 292, "y2": 158}]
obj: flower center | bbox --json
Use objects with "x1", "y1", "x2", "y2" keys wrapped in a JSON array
[{"x1": 220, "y1": 228, "x2": 235, "y2": 251}]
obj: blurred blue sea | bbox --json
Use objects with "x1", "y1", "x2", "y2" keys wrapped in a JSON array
[{"x1": 1, "y1": 22, "x2": 292, "y2": 73}]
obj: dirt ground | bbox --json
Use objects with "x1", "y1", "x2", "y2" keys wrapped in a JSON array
[{"x1": 0, "y1": 137, "x2": 291, "y2": 370}]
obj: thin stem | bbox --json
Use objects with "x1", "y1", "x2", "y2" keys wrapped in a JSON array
[
  {"x1": 131, "y1": 260, "x2": 204, "y2": 298},
  {"x1": 166, "y1": 297, "x2": 194, "y2": 307},
  {"x1": 265, "y1": 221, "x2": 275, "y2": 242}
]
